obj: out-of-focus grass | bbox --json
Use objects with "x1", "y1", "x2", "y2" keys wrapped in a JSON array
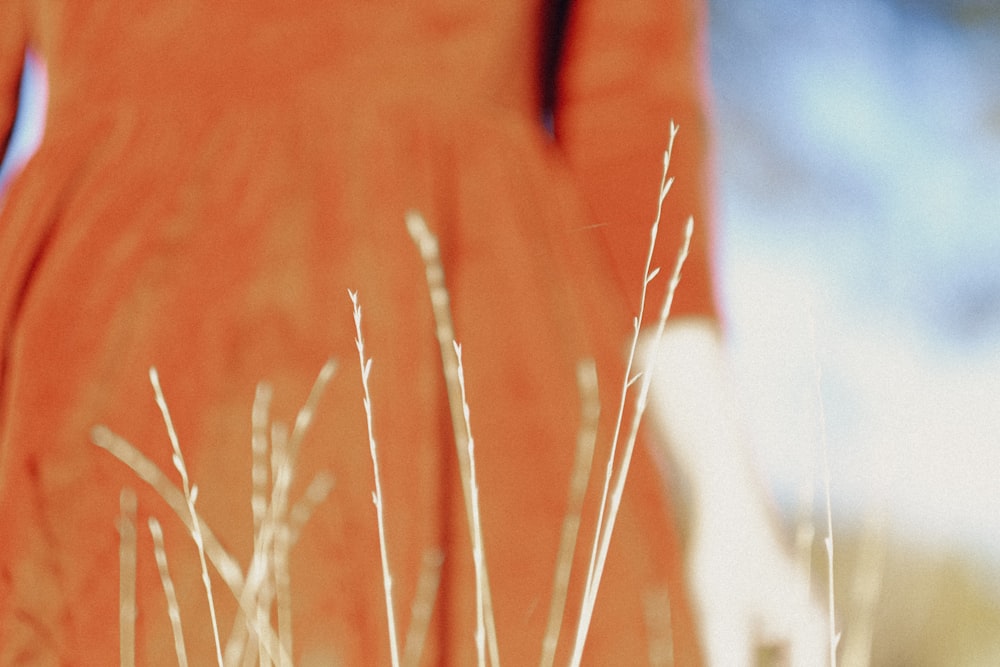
[{"x1": 809, "y1": 522, "x2": 1000, "y2": 667}]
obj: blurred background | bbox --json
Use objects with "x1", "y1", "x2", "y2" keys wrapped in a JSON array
[
  {"x1": 2, "y1": 1, "x2": 998, "y2": 663},
  {"x1": 709, "y1": 0, "x2": 1000, "y2": 664}
]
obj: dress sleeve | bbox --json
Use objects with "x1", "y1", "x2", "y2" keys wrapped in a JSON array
[
  {"x1": 555, "y1": 0, "x2": 718, "y2": 321},
  {"x1": 0, "y1": 1, "x2": 27, "y2": 160}
]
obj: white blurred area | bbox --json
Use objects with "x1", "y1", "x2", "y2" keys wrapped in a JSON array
[{"x1": 710, "y1": 0, "x2": 1000, "y2": 576}]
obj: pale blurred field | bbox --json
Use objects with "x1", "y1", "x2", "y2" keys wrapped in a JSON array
[{"x1": 711, "y1": 0, "x2": 1000, "y2": 663}]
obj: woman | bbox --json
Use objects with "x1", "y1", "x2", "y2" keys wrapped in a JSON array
[{"x1": 0, "y1": 1, "x2": 821, "y2": 664}]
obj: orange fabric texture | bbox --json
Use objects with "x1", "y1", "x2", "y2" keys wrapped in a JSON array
[{"x1": 0, "y1": 2, "x2": 714, "y2": 665}]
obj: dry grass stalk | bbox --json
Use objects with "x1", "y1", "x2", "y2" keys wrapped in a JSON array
[
  {"x1": 284, "y1": 360, "x2": 336, "y2": 485},
  {"x1": 251, "y1": 384, "x2": 272, "y2": 550},
  {"x1": 823, "y1": 443, "x2": 840, "y2": 665},
  {"x1": 118, "y1": 488, "x2": 138, "y2": 667},
  {"x1": 95, "y1": 362, "x2": 335, "y2": 666},
  {"x1": 578, "y1": 124, "x2": 677, "y2": 613},
  {"x1": 272, "y1": 471, "x2": 335, "y2": 665},
  {"x1": 453, "y1": 341, "x2": 490, "y2": 667},
  {"x1": 810, "y1": 319, "x2": 841, "y2": 665},
  {"x1": 350, "y1": 289, "x2": 403, "y2": 667},
  {"x1": 101, "y1": 132, "x2": 704, "y2": 666},
  {"x1": 571, "y1": 215, "x2": 691, "y2": 667},
  {"x1": 250, "y1": 383, "x2": 275, "y2": 667},
  {"x1": 285, "y1": 472, "x2": 336, "y2": 547},
  {"x1": 271, "y1": 510, "x2": 292, "y2": 666},
  {"x1": 92, "y1": 425, "x2": 289, "y2": 666},
  {"x1": 402, "y1": 549, "x2": 445, "y2": 667},
  {"x1": 92, "y1": 426, "x2": 248, "y2": 592},
  {"x1": 150, "y1": 367, "x2": 225, "y2": 667},
  {"x1": 149, "y1": 516, "x2": 190, "y2": 667},
  {"x1": 405, "y1": 209, "x2": 501, "y2": 666},
  {"x1": 570, "y1": 125, "x2": 692, "y2": 667},
  {"x1": 538, "y1": 359, "x2": 599, "y2": 667},
  {"x1": 225, "y1": 360, "x2": 336, "y2": 666},
  {"x1": 254, "y1": 421, "x2": 290, "y2": 664}
]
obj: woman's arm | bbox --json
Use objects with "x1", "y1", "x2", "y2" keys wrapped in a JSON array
[{"x1": 645, "y1": 319, "x2": 828, "y2": 665}]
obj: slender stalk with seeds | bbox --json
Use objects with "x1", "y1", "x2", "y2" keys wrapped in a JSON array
[
  {"x1": 579, "y1": 124, "x2": 678, "y2": 612},
  {"x1": 150, "y1": 367, "x2": 225, "y2": 667},
  {"x1": 249, "y1": 382, "x2": 275, "y2": 667},
  {"x1": 570, "y1": 126, "x2": 690, "y2": 666},
  {"x1": 405, "y1": 210, "x2": 501, "y2": 666},
  {"x1": 224, "y1": 361, "x2": 337, "y2": 665},
  {"x1": 351, "y1": 289, "x2": 402, "y2": 667},
  {"x1": 570, "y1": 215, "x2": 692, "y2": 667},
  {"x1": 149, "y1": 516, "x2": 190, "y2": 667},
  {"x1": 271, "y1": 515, "x2": 292, "y2": 665},
  {"x1": 823, "y1": 433, "x2": 839, "y2": 667},
  {"x1": 92, "y1": 427, "x2": 247, "y2": 592},
  {"x1": 93, "y1": 425, "x2": 289, "y2": 664},
  {"x1": 285, "y1": 472, "x2": 336, "y2": 547},
  {"x1": 453, "y1": 341, "x2": 490, "y2": 667},
  {"x1": 251, "y1": 383, "x2": 273, "y2": 552},
  {"x1": 286, "y1": 360, "x2": 338, "y2": 470},
  {"x1": 96, "y1": 360, "x2": 337, "y2": 666},
  {"x1": 265, "y1": 421, "x2": 291, "y2": 662},
  {"x1": 223, "y1": 421, "x2": 293, "y2": 666}
]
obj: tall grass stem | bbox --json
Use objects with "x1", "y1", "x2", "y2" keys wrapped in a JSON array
[
  {"x1": 405, "y1": 210, "x2": 501, "y2": 666},
  {"x1": 453, "y1": 342, "x2": 490, "y2": 667},
  {"x1": 351, "y1": 290, "x2": 402, "y2": 667},
  {"x1": 570, "y1": 127, "x2": 688, "y2": 666},
  {"x1": 150, "y1": 367, "x2": 225, "y2": 667},
  {"x1": 149, "y1": 516, "x2": 190, "y2": 667},
  {"x1": 580, "y1": 125, "x2": 678, "y2": 612},
  {"x1": 91, "y1": 426, "x2": 287, "y2": 663}
]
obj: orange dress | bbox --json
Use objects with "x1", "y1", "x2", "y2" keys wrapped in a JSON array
[{"x1": 0, "y1": 2, "x2": 716, "y2": 665}]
